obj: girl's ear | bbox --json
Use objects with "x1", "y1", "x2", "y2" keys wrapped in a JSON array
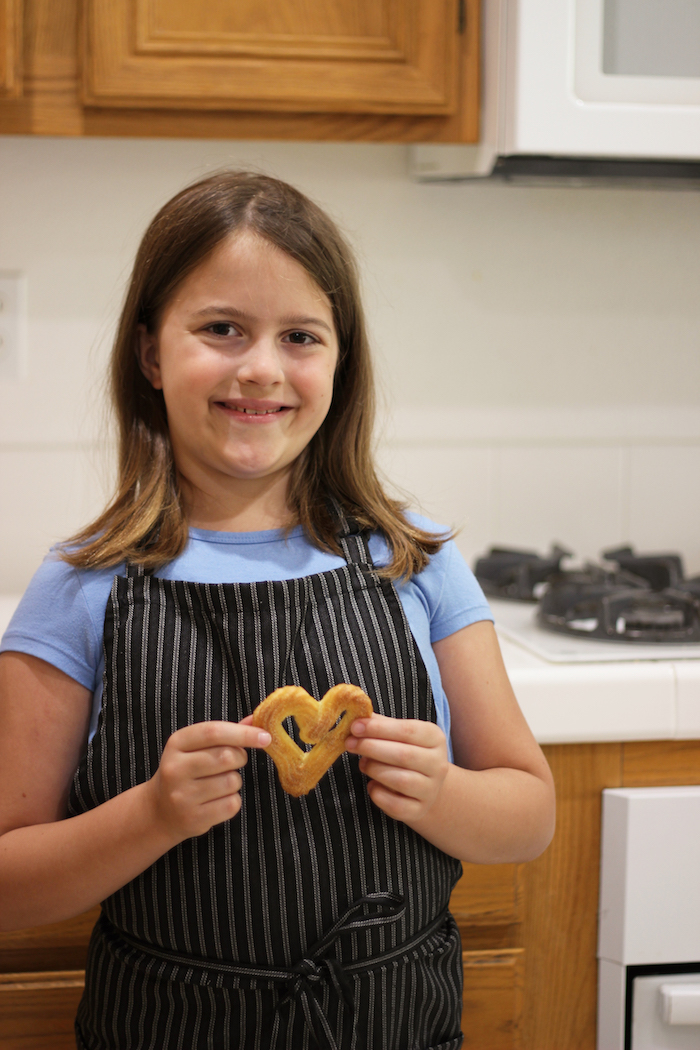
[{"x1": 136, "y1": 324, "x2": 163, "y2": 389}]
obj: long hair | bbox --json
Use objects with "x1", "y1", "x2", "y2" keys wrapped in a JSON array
[{"x1": 63, "y1": 171, "x2": 448, "y2": 578}]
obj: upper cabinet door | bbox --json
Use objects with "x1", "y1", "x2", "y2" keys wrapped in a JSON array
[
  {"x1": 83, "y1": 0, "x2": 459, "y2": 114},
  {"x1": 0, "y1": 0, "x2": 21, "y2": 98}
]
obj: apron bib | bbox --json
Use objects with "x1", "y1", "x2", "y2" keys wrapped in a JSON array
[{"x1": 68, "y1": 520, "x2": 464, "y2": 1050}]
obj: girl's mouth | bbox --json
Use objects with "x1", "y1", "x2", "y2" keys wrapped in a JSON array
[
  {"x1": 215, "y1": 401, "x2": 290, "y2": 419},
  {"x1": 234, "y1": 406, "x2": 283, "y2": 415}
]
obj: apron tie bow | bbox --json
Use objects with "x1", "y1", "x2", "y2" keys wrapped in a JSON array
[{"x1": 275, "y1": 891, "x2": 406, "y2": 1050}]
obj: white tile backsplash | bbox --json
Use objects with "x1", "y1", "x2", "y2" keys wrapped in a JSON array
[
  {"x1": 378, "y1": 408, "x2": 700, "y2": 577},
  {"x1": 628, "y1": 446, "x2": 700, "y2": 575},
  {"x1": 0, "y1": 319, "x2": 111, "y2": 445},
  {"x1": 493, "y1": 445, "x2": 625, "y2": 563},
  {"x1": 0, "y1": 444, "x2": 112, "y2": 591},
  {"x1": 376, "y1": 444, "x2": 494, "y2": 565}
]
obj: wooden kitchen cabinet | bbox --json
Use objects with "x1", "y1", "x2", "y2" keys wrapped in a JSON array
[
  {"x1": 0, "y1": 907, "x2": 96, "y2": 1050},
  {"x1": 0, "y1": 0, "x2": 21, "y2": 97},
  {"x1": 0, "y1": 971, "x2": 84, "y2": 1050},
  {"x1": 0, "y1": 0, "x2": 479, "y2": 141}
]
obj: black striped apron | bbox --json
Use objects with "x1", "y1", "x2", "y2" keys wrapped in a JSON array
[{"x1": 68, "y1": 519, "x2": 464, "y2": 1050}]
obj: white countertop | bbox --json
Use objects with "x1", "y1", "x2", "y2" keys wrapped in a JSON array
[
  {"x1": 3, "y1": 593, "x2": 700, "y2": 747},
  {"x1": 494, "y1": 599, "x2": 700, "y2": 745}
]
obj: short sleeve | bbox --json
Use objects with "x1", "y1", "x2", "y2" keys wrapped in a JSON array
[
  {"x1": 0, "y1": 552, "x2": 108, "y2": 692},
  {"x1": 414, "y1": 539, "x2": 494, "y2": 644},
  {"x1": 368, "y1": 513, "x2": 494, "y2": 644}
]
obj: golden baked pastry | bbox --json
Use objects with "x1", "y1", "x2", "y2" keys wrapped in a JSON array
[{"x1": 252, "y1": 684, "x2": 373, "y2": 796}]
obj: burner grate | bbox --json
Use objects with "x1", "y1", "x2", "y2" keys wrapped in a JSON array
[
  {"x1": 474, "y1": 544, "x2": 700, "y2": 644},
  {"x1": 473, "y1": 545, "x2": 571, "y2": 602}
]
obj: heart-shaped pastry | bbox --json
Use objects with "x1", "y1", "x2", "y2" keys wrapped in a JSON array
[{"x1": 252, "y1": 684, "x2": 373, "y2": 796}]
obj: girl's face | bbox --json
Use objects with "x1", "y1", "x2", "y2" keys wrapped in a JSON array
[{"x1": 138, "y1": 231, "x2": 339, "y2": 520}]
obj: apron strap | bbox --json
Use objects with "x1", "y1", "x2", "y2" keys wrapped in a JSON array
[{"x1": 328, "y1": 497, "x2": 376, "y2": 570}]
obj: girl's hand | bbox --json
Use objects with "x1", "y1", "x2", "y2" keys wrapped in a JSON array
[
  {"x1": 148, "y1": 721, "x2": 271, "y2": 842},
  {"x1": 345, "y1": 714, "x2": 450, "y2": 826}
]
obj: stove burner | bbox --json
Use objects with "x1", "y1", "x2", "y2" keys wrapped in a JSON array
[
  {"x1": 474, "y1": 543, "x2": 700, "y2": 643},
  {"x1": 538, "y1": 579, "x2": 700, "y2": 643},
  {"x1": 473, "y1": 545, "x2": 571, "y2": 601},
  {"x1": 603, "y1": 547, "x2": 700, "y2": 602},
  {"x1": 602, "y1": 546, "x2": 686, "y2": 591}
]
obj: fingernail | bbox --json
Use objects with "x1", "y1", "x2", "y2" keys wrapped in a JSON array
[
  {"x1": 346, "y1": 737, "x2": 357, "y2": 750},
  {"x1": 351, "y1": 720, "x2": 367, "y2": 735},
  {"x1": 258, "y1": 731, "x2": 272, "y2": 746}
]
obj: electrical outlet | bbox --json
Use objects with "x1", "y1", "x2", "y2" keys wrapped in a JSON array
[{"x1": 0, "y1": 272, "x2": 27, "y2": 380}]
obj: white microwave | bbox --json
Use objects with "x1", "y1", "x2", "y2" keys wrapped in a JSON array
[{"x1": 412, "y1": 0, "x2": 700, "y2": 182}]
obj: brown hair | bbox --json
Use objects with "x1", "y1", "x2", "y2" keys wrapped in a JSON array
[{"x1": 63, "y1": 171, "x2": 448, "y2": 578}]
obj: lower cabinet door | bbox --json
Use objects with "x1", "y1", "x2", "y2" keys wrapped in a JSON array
[
  {"x1": 0, "y1": 970, "x2": 84, "y2": 1049},
  {"x1": 462, "y1": 949, "x2": 525, "y2": 1050}
]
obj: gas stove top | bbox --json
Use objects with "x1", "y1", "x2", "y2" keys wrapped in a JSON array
[
  {"x1": 491, "y1": 598, "x2": 700, "y2": 663},
  {"x1": 475, "y1": 545, "x2": 700, "y2": 650}
]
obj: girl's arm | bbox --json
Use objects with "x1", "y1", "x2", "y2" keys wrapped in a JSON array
[
  {"x1": 0, "y1": 652, "x2": 270, "y2": 932},
  {"x1": 346, "y1": 620, "x2": 556, "y2": 864}
]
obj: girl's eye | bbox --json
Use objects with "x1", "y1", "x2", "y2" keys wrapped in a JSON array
[
  {"x1": 206, "y1": 322, "x2": 238, "y2": 337},
  {"x1": 286, "y1": 331, "x2": 317, "y2": 345}
]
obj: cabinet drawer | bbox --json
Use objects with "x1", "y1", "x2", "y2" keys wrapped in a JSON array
[
  {"x1": 451, "y1": 863, "x2": 521, "y2": 925},
  {"x1": 0, "y1": 970, "x2": 84, "y2": 1049},
  {"x1": 0, "y1": 907, "x2": 98, "y2": 974},
  {"x1": 462, "y1": 949, "x2": 524, "y2": 1050}
]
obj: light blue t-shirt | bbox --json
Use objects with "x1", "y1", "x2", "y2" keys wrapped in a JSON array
[{"x1": 1, "y1": 517, "x2": 493, "y2": 750}]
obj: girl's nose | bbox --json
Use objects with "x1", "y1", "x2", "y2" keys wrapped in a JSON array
[{"x1": 236, "y1": 337, "x2": 284, "y2": 387}]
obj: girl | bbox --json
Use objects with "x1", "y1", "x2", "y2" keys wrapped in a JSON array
[{"x1": 0, "y1": 171, "x2": 555, "y2": 1050}]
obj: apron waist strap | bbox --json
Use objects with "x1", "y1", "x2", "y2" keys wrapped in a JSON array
[{"x1": 101, "y1": 893, "x2": 452, "y2": 1050}]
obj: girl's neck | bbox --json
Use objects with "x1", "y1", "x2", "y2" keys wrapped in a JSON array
[{"x1": 180, "y1": 472, "x2": 294, "y2": 534}]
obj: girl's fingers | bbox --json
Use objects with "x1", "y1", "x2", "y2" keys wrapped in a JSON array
[
  {"x1": 347, "y1": 717, "x2": 447, "y2": 776},
  {"x1": 351, "y1": 741, "x2": 437, "y2": 780},
  {"x1": 358, "y1": 758, "x2": 432, "y2": 801},
  {"x1": 192, "y1": 769, "x2": 244, "y2": 803},
  {"x1": 346, "y1": 714, "x2": 451, "y2": 815},
  {"x1": 171, "y1": 720, "x2": 271, "y2": 753},
  {"x1": 151, "y1": 720, "x2": 273, "y2": 838},
  {"x1": 186, "y1": 745, "x2": 250, "y2": 778},
  {"x1": 348, "y1": 714, "x2": 444, "y2": 751}
]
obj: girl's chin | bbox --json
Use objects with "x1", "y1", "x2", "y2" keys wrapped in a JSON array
[{"x1": 220, "y1": 459, "x2": 295, "y2": 484}]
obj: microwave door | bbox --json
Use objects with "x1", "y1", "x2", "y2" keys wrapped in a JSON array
[{"x1": 508, "y1": 0, "x2": 700, "y2": 160}]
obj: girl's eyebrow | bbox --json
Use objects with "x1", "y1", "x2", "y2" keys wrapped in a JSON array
[{"x1": 193, "y1": 305, "x2": 333, "y2": 334}]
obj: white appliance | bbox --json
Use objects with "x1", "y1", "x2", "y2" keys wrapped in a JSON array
[
  {"x1": 411, "y1": 0, "x2": 700, "y2": 182},
  {"x1": 598, "y1": 787, "x2": 700, "y2": 1050}
]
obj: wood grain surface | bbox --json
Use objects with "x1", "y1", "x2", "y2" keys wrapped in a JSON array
[
  {"x1": 0, "y1": 0, "x2": 21, "y2": 97},
  {"x1": 623, "y1": 739, "x2": 700, "y2": 786},
  {"x1": 462, "y1": 949, "x2": 524, "y2": 1050},
  {"x1": 0, "y1": 970, "x2": 84, "y2": 1048},
  {"x1": 520, "y1": 743, "x2": 623, "y2": 1050},
  {"x1": 0, "y1": 906, "x2": 98, "y2": 974},
  {"x1": 0, "y1": 0, "x2": 479, "y2": 141}
]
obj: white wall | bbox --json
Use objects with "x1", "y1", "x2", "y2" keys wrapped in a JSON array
[{"x1": 1, "y1": 135, "x2": 699, "y2": 592}]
